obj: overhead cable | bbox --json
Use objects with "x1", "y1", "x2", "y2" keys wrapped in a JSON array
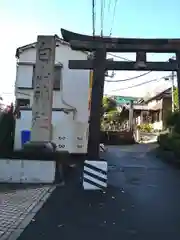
[
  {"x1": 109, "y1": 74, "x2": 172, "y2": 92},
  {"x1": 107, "y1": 0, "x2": 112, "y2": 13},
  {"x1": 106, "y1": 53, "x2": 175, "y2": 83},
  {"x1": 109, "y1": 0, "x2": 118, "y2": 36},
  {"x1": 106, "y1": 53, "x2": 152, "y2": 82},
  {"x1": 105, "y1": 71, "x2": 152, "y2": 82},
  {"x1": 100, "y1": 0, "x2": 105, "y2": 36},
  {"x1": 108, "y1": 53, "x2": 133, "y2": 62},
  {"x1": 92, "y1": 0, "x2": 96, "y2": 36}
]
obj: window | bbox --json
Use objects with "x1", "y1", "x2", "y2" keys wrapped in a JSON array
[
  {"x1": 16, "y1": 98, "x2": 30, "y2": 107},
  {"x1": 32, "y1": 65, "x2": 61, "y2": 90},
  {"x1": 54, "y1": 66, "x2": 61, "y2": 90}
]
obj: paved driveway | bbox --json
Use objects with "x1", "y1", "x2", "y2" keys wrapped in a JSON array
[
  {"x1": 16, "y1": 144, "x2": 180, "y2": 239},
  {"x1": 0, "y1": 185, "x2": 55, "y2": 240}
]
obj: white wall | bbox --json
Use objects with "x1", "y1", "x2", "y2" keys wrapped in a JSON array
[
  {"x1": 152, "y1": 121, "x2": 163, "y2": 130},
  {"x1": 0, "y1": 159, "x2": 55, "y2": 183},
  {"x1": 15, "y1": 43, "x2": 90, "y2": 123},
  {"x1": 147, "y1": 99, "x2": 162, "y2": 109},
  {"x1": 14, "y1": 110, "x2": 89, "y2": 154}
]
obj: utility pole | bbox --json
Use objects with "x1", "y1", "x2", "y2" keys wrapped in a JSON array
[
  {"x1": 176, "y1": 52, "x2": 180, "y2": 110},
  {"x1": 171, "y1": 70, "x2": 175, "y2": 112},
  {"x1": 169, "y1": 56, "x2": 176, "y2": 112},
  {"x1": 92, "y1": 0, "x2": 95, "y2": 36},
  {"x1": 129, "y1": 100, "x2": 134, "y2": 131}
]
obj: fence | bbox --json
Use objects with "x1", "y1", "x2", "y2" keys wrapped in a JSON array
[{"x1": 100, "y1": 130, "x2": 135, "y2": 145}]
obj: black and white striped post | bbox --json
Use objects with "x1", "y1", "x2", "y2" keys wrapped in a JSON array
[{"x1": 83, "y1": 161, "x2": 107, "y2": 190}]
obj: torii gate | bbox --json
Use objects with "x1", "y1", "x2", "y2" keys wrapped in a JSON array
[{"x1": 61, "y1": 29, "x2": 180, "y2": 161}]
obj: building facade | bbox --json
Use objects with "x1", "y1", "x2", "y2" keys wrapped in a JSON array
[{"x1": 14, "y1": 36, "x2": 90, "y2": 153}]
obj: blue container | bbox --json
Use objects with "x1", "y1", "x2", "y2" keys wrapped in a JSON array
[{"x1": 21, "y1": 130, "x2": 31, "y2": 147}]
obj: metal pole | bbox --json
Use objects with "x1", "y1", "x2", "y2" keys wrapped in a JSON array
[
  {"x1": 176, "y1": 52, "x2": 180, "y2": 110},
  {"x1": 87, "y1": 48, "x2": 106, "y2": 160},
  {"x1": 171, "y1": 70, "x2": 175, "y2": 112},
  {"x1": 129, "y1": 100, "x2": 134, "y2": 131},
  {"x1": 92, "y1": 0, "x2": 95, "y2": 36}
]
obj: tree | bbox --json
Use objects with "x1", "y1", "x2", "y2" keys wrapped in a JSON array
[
  {"x1": 102, "y1": 96, "x2": 117, "y2": 113},
  {"x1": 101, "y1": 96, "x2": 118, "y2": 130},
  {"x1": 174, "y1": 87, "x2": 179, "y2": 110},
  {"x1": 101, "y1": 96, "x2": 129, "y2": 131}
]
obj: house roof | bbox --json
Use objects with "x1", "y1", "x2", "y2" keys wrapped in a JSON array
[
  {"x1": 15, "y1": 34, "x2": 88, "y2": 58},
  {"x1": 143, "y1": 87, "x2": 172, "y2": 103}
]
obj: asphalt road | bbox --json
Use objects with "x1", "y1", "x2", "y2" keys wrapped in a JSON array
[{"x1": 17, "y1": 144, "x2": 180, "y2": 240}]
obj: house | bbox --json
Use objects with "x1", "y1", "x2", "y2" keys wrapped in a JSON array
[
  {"x1": 139, "y1": 87, "x2": 172, "y2": 130},
  {"x1": 111, "y1": 88, "x2": 172, "y2": 130},
  {"x1": 14, "y1": 35, "x2": 90, "y2": 151},
  {"x1": 15, "y1": 35, "x2": 89, "y2": 119}
]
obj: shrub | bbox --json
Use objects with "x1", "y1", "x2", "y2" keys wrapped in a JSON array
[
  {"x1": 172, "y1": 132, "x2": 180, "y2": 139},
  {"x1": 158, "y1": 132, "x2": 180, "y2": 158},
  {"x1": 158, "y1": 133, "x2": 172, "y2": 150},
  {"x1": 171, "y1": 138, "x2": 180, "y2": 158},
  {"x1": 165, "y1": 111, "x2": 180, "y2": 134},
  {"x1": 137, "y1": 123, "x2": 153, "y2": 133}
]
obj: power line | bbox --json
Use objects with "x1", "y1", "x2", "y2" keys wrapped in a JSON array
[
  {"x1": 100, "y1": 0, "x2": 105, "y2": 36},
  {"x1": 106, "y1": 53, "x2": 174, "y2": 83},
  {"x1": 92, "y1": 0, "x2": 96, "y2": 36},
  {"x1": 107, "y1": 0, "x2": 112, "y2": 36},
  {"x1": 109, "y1": 74, "x2": 172, "y2": 92},
  {"x1": 108, "y1": 53, "x2": 133, "y2": 62},
  {"x1": 107, "y1": 0, "x2": 112, "y2": 13},
  {"x1": 105, "y1": 71, "x2": 152, "y2": 82},
  {"x1": 106, "y1": 53, "x2": 152, "y2": 82},
  {"x1": 109, "y1": 0, "x2": 118, "y2": 36},
  {"x1": 108, "y1": 52, "x2": 154, "y2": 62}
]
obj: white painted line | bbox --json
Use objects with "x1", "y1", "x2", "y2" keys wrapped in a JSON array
[
  {"x1": 84, "y1": 166, "x2": 107, "y2": 180},
  {"x1": 83, "y1": 181, "x2": 101, "y2": 190},
  {"x1": 83, "y1": 174, "x2": 107, "y2": 188},
  {"x1": 85, "y1": 160, "x2": 108, "y2": 172}
]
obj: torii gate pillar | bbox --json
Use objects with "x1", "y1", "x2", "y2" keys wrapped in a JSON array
[{"x1": 87, "y1": 49, "x2": 106, "y2": 160}]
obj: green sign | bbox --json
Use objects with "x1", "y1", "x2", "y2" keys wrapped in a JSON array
[{"x1": 114, "y1": 96, "x2": 138, "y2": 104}]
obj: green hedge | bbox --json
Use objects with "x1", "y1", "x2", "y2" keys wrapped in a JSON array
[
  {"x1": 158, "y1": 111, "x2": 180, "y2": 163},
  {"x1": 158, "y1": 132, "x2": 180, "y2": 160}
]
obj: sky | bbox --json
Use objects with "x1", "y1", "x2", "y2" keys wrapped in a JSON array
[{"x1": 0, "y1": 0, "x2": 180, "y2": 103}]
